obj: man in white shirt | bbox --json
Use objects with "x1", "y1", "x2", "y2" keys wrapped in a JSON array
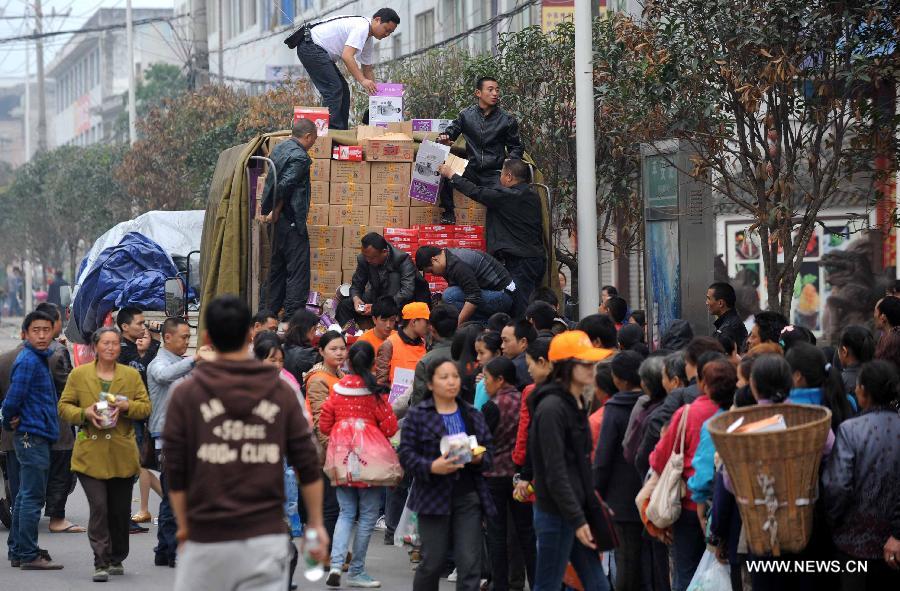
[{"x1": 292, "y1": 8, "x2": 400, "y2": 130}]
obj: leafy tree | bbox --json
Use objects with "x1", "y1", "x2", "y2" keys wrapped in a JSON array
[{"x1": 645, "y1": 0, "x2": 899, "y2": 315}]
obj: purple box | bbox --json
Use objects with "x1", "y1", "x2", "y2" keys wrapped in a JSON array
[
  {"x1": 410, "y1": 179, "x2": 439, "y2": 205},
  {"x1": 412, "y1": 119, "x2": 453, "y2": 133},
  {"x1": 375, "y1": 83, "x2": 404, "y2": 97}
]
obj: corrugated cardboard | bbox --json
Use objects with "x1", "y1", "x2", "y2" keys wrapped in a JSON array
[
  {"x1": 445, "y1": 153, "x2": 468, "y2": 176},
  {"x1": 310, "y1": 270, "x2": 343, "y2": 294},
  {"x1": 306, "y1": 204, "x2": 330, "y2": 226},
  {"x1": 369, "y1": 206, "x2": 410, "y2": 228},
  {"x1": 308, "y1": 226, "x2": 344, "y2": 250},
  {"x1": 329, "y1": 204, "x2": 369, "y2": 226},
  {"x1": 370, "y1": 162, "x2": 412, "y2": 185},
  {"x1": 310, "y1": 159, "x2": 331, "y2": 182},
  {"x1": 330, "y1": 161, "x2": 371, "y2": 183},
  {"x1": 455, "y1": 204, "x2": 487, "y2": 225},
  {"x1": 310, "y1": 248, "x2": 342, "y2": 269},
  {"x1": 310, "y1": 135, "x2": 333, "y2": 159},
  {"x1": 311, "y1": 181, "x2": 329, "y2": 204},
  {"x1": 342, "y1": 248, "x2": 360, "y2": 270},
  {"x1": 329, "y1": 182, "x2": 370, "y2": 206},
  {"x1": 370, "y1": 183, "x2": 411, "y2": 207},
  {"x1": 409, "y1": 206, "x2": 441, "y2": 226},
  {"x1": 342, "y1": 270, "x2": 355, "y2": 284},
  {"x1": 342, "y1": 225, "x2": 385, "y2": 248},
  {"x1": 293, "y1": 106, "x2": 330, "y2": 135},
  {"x1": 364, "y1": 134, "x2": 415, "y2": 162}
]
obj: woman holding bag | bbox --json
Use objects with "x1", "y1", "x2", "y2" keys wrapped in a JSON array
[
  {"x1": 58, "y1": 327, "x2": 151, "y2": 583},
  {"x1": 319, "y1": 341, "x2": 399, "y2": 588}
]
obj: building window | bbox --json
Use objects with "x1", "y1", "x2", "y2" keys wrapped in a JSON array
[
  {"x1": 392, "y1": 34, "x2": 402, "y2": 59},
  {"x1": 415, "y1": 10, "x2": 434, "y2": 50},
  {"x1": 241, "y1": 0, "x2": 257, "y2": 30},
  {"x1": 442, "y1": 0, "x2": 464, "y2": 37},
  {"x1": 209, "y1": 0, "x2": 217, "y2": 33}
]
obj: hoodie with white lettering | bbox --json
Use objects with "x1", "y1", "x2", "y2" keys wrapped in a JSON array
[{"x1": 163, "y1": 358, "x2": 320, "y2": 543}]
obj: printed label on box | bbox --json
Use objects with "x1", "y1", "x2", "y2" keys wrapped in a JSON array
[
  {"x1": 310, "y1": 181, "x2": 329, "y2": 204},
  {"x1": 329, "y1": 182, "x2": 370, "y2": 206},
  {"x1": 330, "y1": 161, "x2": 371, "y2": 183},
  {"x1": 410, "y1": 141, "x2": 450, "y2": 205},
  {"x1": 370, "y1": 162, "x2": 412, "y2": 185},
  {"x1": 329, "y1": 205, "x2": 369, "y2": 226},
  {"x1": 370, "y1": 183, "x2": 411, "y2": 207},
  {"x1": 310, "y1": 135, "x2": 333, "y2": 159},
  {"x1": 306, "y1": 204, "x2": 330, "y2": 226},
  {"x1": 310, "y1": 159, "x2": 331, "y2": 182},
  {"x1": 411, "y1": 119, "x2": 454, "y2": 133},
  {"x1": 293, "y1": 107, "x2": 330, "y2": 136},
  {"x1": 332, "y1": 145, "x2": 363, "y2": 161},
  {"x1": 308, "y1": 225, "x2": 344, "y2": 249},
  {"x1": 342, "y1": 225, "x2": 384, "y2": 248}
]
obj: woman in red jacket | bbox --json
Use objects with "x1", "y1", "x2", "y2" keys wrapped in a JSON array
[
  {"x1": 648, "y1": 356, "x2": 736, "y2": 591},
  {"x1": 319, "y1": 341, "x2": 399, "y2": 588}
]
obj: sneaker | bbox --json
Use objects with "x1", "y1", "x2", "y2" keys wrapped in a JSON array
[
  {"x1": 325, "y1": 568, "x2": 342, "y2": 587},
  {"x1": 374, "y1": 515, "x2": 386, "y2": 531},
  {"x1": 440, "y1": 212, "x2": 456, "y2": 225},
  {"x1": 154, "y1": 554, "x2": 169, "y2": 567},
  {"x1": 20, "y1": 556, "x2": 64, "y2": 570},
  {"x1": 129, "y1": 520, "x2": 148, "y2": 534},
  {"x1": 93, "y1": 567, "x2": 109, "y2": 582},
  {"x1": 346, "y1": 573, "x2": 382, "y2": 588},
  {"x1": 447, "y1": 568, "x2": 458, "y2": 582},
  {"x1": 108, "y1": 563, "x2": 124, "y2": 576},
  {"x1": 10, "y1": 559, "x2": 20, "y2": 568}
]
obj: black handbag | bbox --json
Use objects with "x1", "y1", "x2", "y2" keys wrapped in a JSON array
[{"x1": 586, "y1": 491, "x2": 619, "y2": 552}]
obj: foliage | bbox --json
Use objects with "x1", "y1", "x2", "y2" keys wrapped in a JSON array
[{"x1": 645, "y1": 0, "x2": 900, "y2": 314}]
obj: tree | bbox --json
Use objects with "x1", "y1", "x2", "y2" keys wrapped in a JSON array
[{"x1": 645, "y1": 0, "x2": 899, "y2": 315}]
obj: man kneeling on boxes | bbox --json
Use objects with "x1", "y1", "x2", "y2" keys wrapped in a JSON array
[
  {"x1": 415, "y1": 246, "x2": 515, "y2": 326},
  {"x1": 336, "y1": 232, "x2": 430, "y2": 326}
]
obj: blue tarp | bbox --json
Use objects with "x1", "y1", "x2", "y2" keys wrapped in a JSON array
[{"x1": 70, "y1": 232, "x2": 178, "y2": 342}]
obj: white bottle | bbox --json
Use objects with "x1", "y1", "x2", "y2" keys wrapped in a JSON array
[{"x1": 302, "y1": 528, "x2": 324, "y2": 581}]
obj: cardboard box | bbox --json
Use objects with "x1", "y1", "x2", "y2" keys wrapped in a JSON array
[
  {"x1": 330, "y1": 161, "x2": 371, "y2": 183},
  {"x1": 370, "y1": 162, "x2": 412, "y2": 185},
  {"x1": 329, "y1": 204, "x2": 369, "y2": 226},
  {"x1": 410, "y1": 206, "x2": 441, "y2": 226},
  {"x1": 310, "y1": 248, "x2": 342, "y2": 269},
  {"x1": 453, "y1": 189, "x2": 473, "y2": 209},
  {"x1": 455, "y1": 205, "x2": 487, "y2": 225},
  {"x1": 412, "y1": 119, "x2": 454, "y2": 133},
  {"x1": 457, "y1": 238, "x2": 486, "y2": 250},
  {"x1": 310, "y1": 135, "x2": 333, "y2": 159},
  {"x1": 310, "y1": 181, "x2": 329, "y2": 204},
  {"x1": 329, "y1": 182, "x2": 370, "y2": 206},
  {"x1": 370, "y1": 183, "x2": 411, "y2": 207},
  {"x1": 310, "y1": 270, "x2": 343, "y2": 293},
  {"x1": 308, "y1": 225, "x2": 344, "y2": 250},
  {"x1": 384, "y1": 227, "x2": 419, "y2": 237},
  {"x1": 342, "y1": 270, "x2": 355, "y2": 283},
  {"x1": 394, "y1": 242, "x2": 419, "y2": 255},
  {"x1": 342, "y1": 248, "x2": 360, "y2": 270},
  {"x1": 306, "y1": 204, "x2": 330, "y2": 226},
  {"x1": 342, "y1": 225, "x2": 385, "y2": 248},
  {"x1": 310, "y1": 159, "x2": 331, "y2": 182},
  {"x1": 293, "y1": 106, "x2": 330, "y2": 135},
  {"x1": 369, "y1": 83, "x2": 404, "y2": 125},
  {"x1": 369, "y1": 206, "x2": 410, "y2": 228},
  {"x1": 332, "y1": 145, "x2": 363, "y2": 161},
  {"x1": 365, "y1": 135, "x2": 415, "y2": 162},
  {"x1": 410, "y1": 141, "x2": 451, "y2": 205},
  {"x1": 445, "y1": 153, "x2": 468, "y2": 176}
]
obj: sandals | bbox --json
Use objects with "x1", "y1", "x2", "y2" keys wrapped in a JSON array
[{"x1": 49, "y1": 523, "x2": 86, "y2": 534}]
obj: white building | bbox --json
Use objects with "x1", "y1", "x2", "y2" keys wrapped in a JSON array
[{"x1": 47, "y1": 7, "x2": 184, "y2": 147}]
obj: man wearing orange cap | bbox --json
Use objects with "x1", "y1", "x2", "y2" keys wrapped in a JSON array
[{"x1": 375, "y1": 302, "x2": 430, "y2": 389}]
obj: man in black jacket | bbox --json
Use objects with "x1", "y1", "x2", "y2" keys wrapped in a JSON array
[
  {"x1": 440, "y1": 158, "x2": 544, "y2": 313},
  {"x1": 415, "y1": 246, "x2": 514, "y2": 325},
  {"x1": 706, "y1": 282, "x2": 748, "y2": 351},
  {"x1": 259, "y1": 118, "x2": 318, "y2": 319},
  {"x1": 436, "y1": 76, "x2": 524, "y2": 224},
  {"x1": 336, "y1": 232, "x2": 429, "y2": 325}
]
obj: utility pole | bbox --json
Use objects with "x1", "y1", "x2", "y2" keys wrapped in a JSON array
[
  {"x1": 574, "y1": 0, "x2": 599, "y2": 318},
  {"x1": 191, "y1": 0, "x2": 210, "y2": 87},
  {"x1": 34, "y1": 0, "x2": 47, "y2": 152},
  {"x1": 126, "y1": 0, "x2": 137, "y2": 144},
  {"x1": 24, "y1": 36, "x2": 30, "y2": 161},
  {"x1": 217, "y1": 0, "x2": 223, "y2": 82}
]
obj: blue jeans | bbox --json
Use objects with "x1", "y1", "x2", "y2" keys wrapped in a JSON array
[
  {"x1": 155, "y1": 450, "x2": 178, "y2": 561},
  {"x1": 671, "y1": 510, "x2": 706, "y2": 591},
  {"x1": 330, "y1": 486, "x2": 383, "y2": 576},
  {"x1": 9, "y1": 433, "x2": 50, "y2": 563},
  {"x1": 296, "y1": 40, "x2": 350, "y2": 130},
  {"x1": 442, "y1": 286, "x2": 513, "y2": 322},
  {"x1": 532, "y1": 508, "x2": 610, "y2": 591}
]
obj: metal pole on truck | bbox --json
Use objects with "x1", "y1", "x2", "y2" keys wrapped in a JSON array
[{"x1": 574, "y1": 0, "x2": 599, "y2": 318}]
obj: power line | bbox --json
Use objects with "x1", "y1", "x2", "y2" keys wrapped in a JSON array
[{"x1": 0, "y1": 13, "x2": 188, "y2": 45}]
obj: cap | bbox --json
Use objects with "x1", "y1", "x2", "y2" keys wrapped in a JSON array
[
  {"x1": 548, "y1": 330, "x2": 611, "y2": 363},
  {"x1": 402, "y1": 302, "x2": 430, "y2": 321}
]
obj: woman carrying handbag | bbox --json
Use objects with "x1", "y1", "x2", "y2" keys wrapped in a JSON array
[{"x1": 319, "y1": 341, "x2": 400, "y2": 588}]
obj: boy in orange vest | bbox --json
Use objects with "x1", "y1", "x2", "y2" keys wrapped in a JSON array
[{"x1": 374, "y1": 302, "x2": 429, "y2": 388}]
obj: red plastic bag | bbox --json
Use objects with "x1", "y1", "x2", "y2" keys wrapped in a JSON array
[{"x1": 324, "y1": 419, "x2": 403, "y2": 487}]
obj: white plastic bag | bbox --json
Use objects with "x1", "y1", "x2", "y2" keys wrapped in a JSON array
[
  {"x1": 687, "y1": 550, "x2": 731, "y2": 591},
  {"x1": 393, "y1": 503, "x2": 419, "y2": 548}
]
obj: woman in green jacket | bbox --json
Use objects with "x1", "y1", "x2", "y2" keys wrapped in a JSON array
[{"x1": 59, "y1": 326, "x2": 151, "y2": 582}]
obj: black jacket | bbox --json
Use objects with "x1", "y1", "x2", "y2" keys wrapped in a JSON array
[
  {"x1": 527, "y1": 381, "x2": 594, "y2": 528},
  {"x1": 714, "y1": 308, "x2": 747, "y2": 352},
  {"x1": 445, "y1": 105, "x2": 524, "y2": 173},
  {"x1": 284, "y1": 344, "x2": 318, "y2": 387},
  {"x1": 119, "y1": 337, "x2": 160, "y2": 387},
  {"x1": 350, "y1": 243, "x2": 424, "y2": 306},
  {"x1": 261, "y1": 137, "x2": 312, "y2": 227},
  {"x1": 442, "y1": 248, "x2": 512, "y2": 308},
  {"x1": 593, "y1": 390, "x2": 643, "y2": 523},
  {"x1": 634, "y1": 381, "x2": 699, "y2": 477},
  {"x1": 450, "y1": 176, "x2": 544, "y2": 260}
]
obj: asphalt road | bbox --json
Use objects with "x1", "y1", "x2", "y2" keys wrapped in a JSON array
[{"x1": 0, "y1": 316, "x2": 450, "y2": 591}]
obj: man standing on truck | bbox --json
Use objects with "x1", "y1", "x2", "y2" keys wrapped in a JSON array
[
  {"x1": 289, "y1": 9, "x2": 400, "y2": 130},
  {"x1": 437, "y1": 76, "x2": 524, "y2": 224},
  {"x1": 259, "y1": 118, "x2": 318, "y2": 320}
]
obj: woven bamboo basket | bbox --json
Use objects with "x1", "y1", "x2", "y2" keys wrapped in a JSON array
[{"x1": 707, "y1": 403, "x2": 831, "y2": 556}]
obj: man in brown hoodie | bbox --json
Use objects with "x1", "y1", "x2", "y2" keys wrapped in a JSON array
[{"x1": 163, "y1": 295, "x2": 327, "y2": 591}]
